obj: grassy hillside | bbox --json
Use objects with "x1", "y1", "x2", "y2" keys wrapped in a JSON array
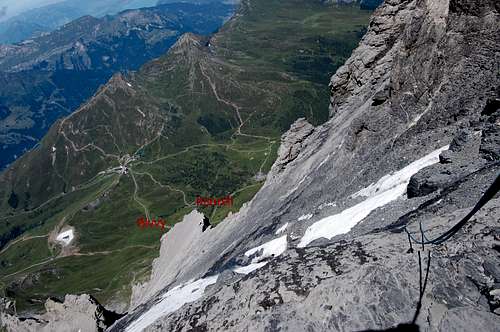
[
  {"x1": 0, "y1": 2, "x2": 235, "y2": 171},
  {"x1": 0, "y1": 0, "x2": 372, "y2": 313}
]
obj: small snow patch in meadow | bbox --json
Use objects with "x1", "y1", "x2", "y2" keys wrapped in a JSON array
[
  {"x1": 275, "y1": 223, "x2": 289, "y2": 235},
  {"x1": 233, "y1": 235, "x2": 287, "y2": 275},
  {"x1": 298, "y1": 146, "x2": 449, "y2": 248},
  {"x1": 125, "y1": 275, "x2": 218, "y2": 332},
  {"x1": 298, "y1": 214, "x2": 313, "y2": 221},
  {"x1": 56, "y1": 229, "x2": 74, "y2": 246},
  {"x1": 126, "y1": 82, "x2": 132, "y2": 87}
]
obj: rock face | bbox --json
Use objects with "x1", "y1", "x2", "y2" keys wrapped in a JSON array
[
  {"x1": 108, "y1": 0, "x2": 500, "y2": 331},
  {"x1": 407, "y1": 129, "x2": 486, "y2": 198},
  {"x1": 273, "y1": 118, "x2": 315, "y2": 175},
  {"x1": 0, "y1": 294, "x2": 123, "y2": 332}
]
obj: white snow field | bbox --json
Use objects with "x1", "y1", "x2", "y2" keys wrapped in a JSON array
[
  {"x1": 125, "y1": 275, "x2": 219, "y2": 332},
  {"x1": 233, "y1": 235, "x2": 288, "y2": 275},
  {"x1": 298, "y1": 146, "x2": 449, "y2": 248},
  {"x1": 244, "y1": 235, "x2": 288, "y2": 258},
  {"x1": 55, "y1": 229, "x2": 74, "y2": 246}
]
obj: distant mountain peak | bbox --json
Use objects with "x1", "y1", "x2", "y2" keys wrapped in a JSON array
[{"x1": 170, "y1": 32, "x2": 206, "y2": 53}]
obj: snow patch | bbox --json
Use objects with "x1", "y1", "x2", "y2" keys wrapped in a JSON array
[
  {"x1": 298, "y1": 146, "x2": 449, "y2": 248},
  {"x1": 244, "y1": 235, "x2": 287, "y2": 258},
  {"x1": 136, "y1": 107, "x2": 145, "y2": 118},
  {"x1": 351, "y1": 146, "x2": 448, "y2": 199},
  {"x1": 56, "y1": 229, "x2": 74, "y2": 246},
  {"x1": 233, "y1": 262, "x2": 268, "y2": 274},
  {"x1": 318, "y1": 202, "x2": 336, "y2": 210},
  {"x1": 275, "y1": 223, "x2": 289, "y2": 235},
  {"x1": 298, "y1": 214, "x2": 313, "y2": 221},
  {"x1": 126, "y1": 82, "x2": 132, "y2": 87},
  {"x1": 51, "y1": 147, "x2": 57, "y2": 166},
  {"x1": 125, "y1": 275, "x2": 218, "y2": 332},
  {"x1": 233, "y1": 235, "x2": 287, "y2": 275}
]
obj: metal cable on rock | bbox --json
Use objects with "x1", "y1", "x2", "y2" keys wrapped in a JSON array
[{"x1": 405, "y1": 172, "x2": 500, "y2": 245}]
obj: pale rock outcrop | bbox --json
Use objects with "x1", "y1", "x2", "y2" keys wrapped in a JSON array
[
  {"x1": 130, "y1": 210, "x2": 208, "y2": 307},
  {"x1": 0, "y1": 294, "x2": 122, "y2": 332},
  {"x1": 273, "y1": 118, "x2": 315, "y2": 175}
]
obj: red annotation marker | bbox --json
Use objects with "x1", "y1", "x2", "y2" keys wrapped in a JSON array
[
  {"x1": 196, "y1": 196, "x2": 233, "y2": 207},
  {"x1": 136, "y1": 216, "x2": 166, "y2": 231}
]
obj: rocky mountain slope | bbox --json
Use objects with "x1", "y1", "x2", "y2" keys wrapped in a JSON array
[
  {"x1": 0, "y1": 1, "x2": 237, "y2": 45},
  {"x1": 0, "y1": 1, "x2": 235, "y2": 170},
  {"x1": 102, "y1": 0, "x2": 498, "y2": 330},
  {"x1": 0, "y1": 0, "x2": 372, "y2": 316}
]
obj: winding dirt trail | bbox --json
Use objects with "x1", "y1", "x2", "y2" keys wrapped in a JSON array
[
  {"x1": 130, "y1": 170, "x2": 151, "y2": 221},
  {"x1": 133, "y1": 171, "x2": 194, "y2": 207}
]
